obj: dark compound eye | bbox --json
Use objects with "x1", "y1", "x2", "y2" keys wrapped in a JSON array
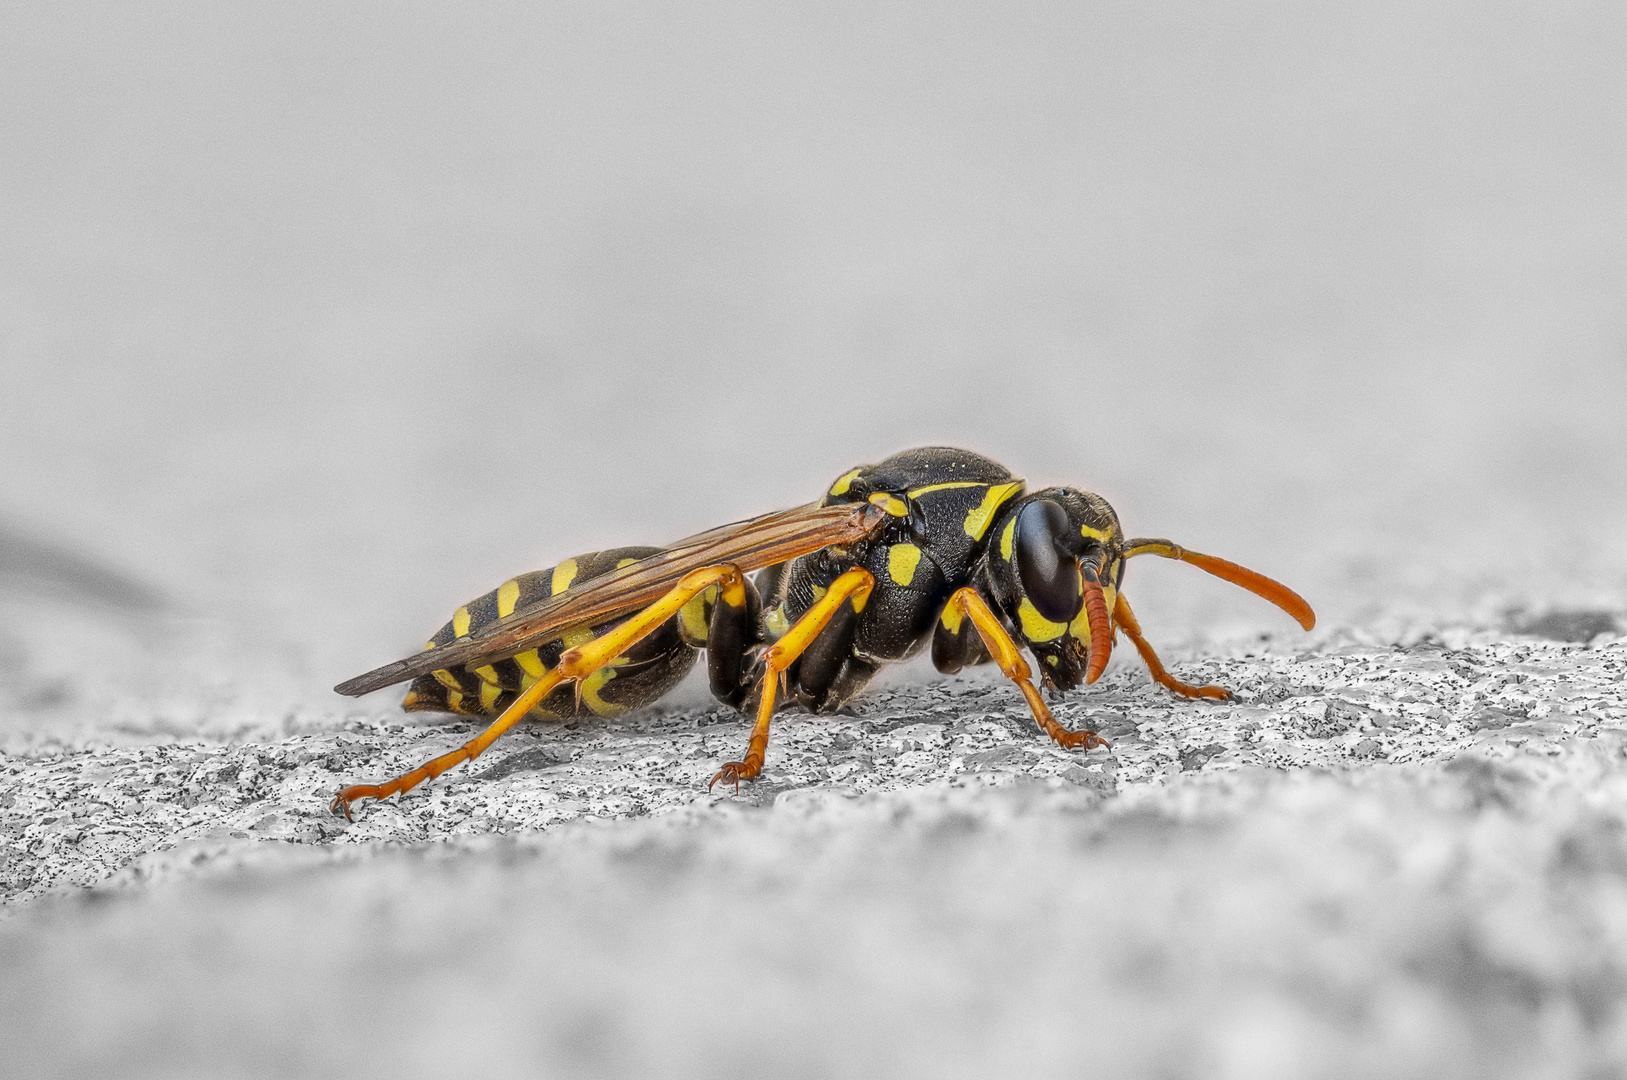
[{"x1": 1013, "y1": 499, "x2": 1084, "y2": 623}]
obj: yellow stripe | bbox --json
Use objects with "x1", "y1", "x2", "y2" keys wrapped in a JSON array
[
  {"x1": 1080, "y1": 525, "x2": 1110, "y2": 541},
  {"x1": 1000, "y1": 516, "x2": 1017, "y2": 562},
  {"x1": 479, "y1": 681, "x2": 503, "y2": 710},
  {"x1": 551, "y1": 559, "x2": 579, "y2": 595},
  {"x1": 939, "y1": 602, "x2": 964, "y2": 635},
  {"x1": 562, "y1": 625, "x2": 595, "y2": 649},
  {"x1": 515, "y1": 649, "x2": 547, "y2": 679},
  {"x1": 616, "y1": 557, "x2": 640, "y2": 568},
  {"x1": 497, "y1": 579, "x2": 521, "y2": 618},
  {"x1": 580, "y1": 668, "x2": 626, "y2": 717},
  {"x1": 868, "y1": 492, "x2": 909, "y2": 517},
  {"x1": 1018, "y1": 597, "x2": 1068, "y2": 642},
  {"x1": 906, "y1": 481, "x2": 986, "y2": 497},
  {"x1": 829, "y1": 468, "x2": 863, "y2": 496},
  {"x1": 964, "y1": 482, "x2": 1024, "y2": 540},
  {"x1": 887, "y1": 543, "x2": 922, "y2": 587},
  {"x1": 474, "y1": 664, "x2": 500, "y2": 685},
  {"x1": 434, "y1": 668, "x2": 462, "y2": 691},
  {"x1": 678, "y1": 590, "x2": 711, "y2": 642},
  {"x1": 766, "y1": 607, "x2": 791, "y2": 639},
  {"x1": 452, "y1": 605, "x2": 471, "y2": 638}
]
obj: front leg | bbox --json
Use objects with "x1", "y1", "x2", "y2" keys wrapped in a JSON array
[
  {"x1": 944, "y1": 587, "x2": 1108, "y2": 751},
  {"x1": 1112, "y1": 593, "x2": 1229, "y2": 700}
]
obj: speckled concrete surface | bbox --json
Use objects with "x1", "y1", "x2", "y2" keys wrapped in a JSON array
[
  {"x1": 5, "y1": 626, "x2": 1625, "y2": 903},
  {"x1": 5, "y1": 617, "x2": 1627, "y2": 1078}
]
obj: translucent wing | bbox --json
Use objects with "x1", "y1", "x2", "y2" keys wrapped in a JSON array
[{"x1": 334, "y1": 500, "x2": 886, "y2": 697}]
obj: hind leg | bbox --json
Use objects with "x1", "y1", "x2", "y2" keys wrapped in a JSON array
[{"x1": 331, "y1": 564, "x2": 751, "y2": 818}]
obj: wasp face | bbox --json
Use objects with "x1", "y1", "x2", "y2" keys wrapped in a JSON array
[{"x1": 985, "y1": 488, "x2": 1123, "y2": 689}]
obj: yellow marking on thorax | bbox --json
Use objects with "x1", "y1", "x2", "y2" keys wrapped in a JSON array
[
  {"x1": 452, "y1": 605, "x2": 471, "y2": 638},
  {"x1": 811, "y1": 583, "x2": 828, "y2": 602},
  {"x1": 616, "y1": 557, "x2": 640, "y2": 568},
  {"x1": 551, "y1": 559, "x2": 579, "y2": 595},
  {"x1": 561, "y1": 625, "x2": 595, "y2": 649},
  {"x1": 1080, "y1": 525, "x2": 1110, "y2": 542},
  {"x1": 1000, "y1": 517, "x2": 1017, "y2": 562},
  {"x1": 579, "y1": 668, "x2": 626, "y2": 717},
  {"x1": 888, "y1": 543, "x2": 922, "y2": 587},
  {"x1": 497, "y1": 579, "x2": 521, "y2": 618},
  {"x1": 1017, "y1": 597, "x2": 1068, "y2": 642},
  {"x1": 829, "y1": 468, "x2": 863, "y2": 496},
  {"x1": 939, "y1": 602, "x2": 964, "y2": 635},
  {"x1": 867, "y1": 492, "x2": 909, "y2": 517},
  {"x1": 965, "y1": 482, "x2": 1025, "y2": 540},
  {"x1": 906, "y1": 481, "x2": 985, "y2": 497},
  {"x1": 765, "y1": 607, "x2": 791, "y2": 640}
]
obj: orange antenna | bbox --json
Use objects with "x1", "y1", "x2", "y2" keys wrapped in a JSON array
[
  {"x1": 1122, "y1": 539, "x2": 1316, "y2": 630},
  {"x1": 1080, "y1": 567, "x2": 1113, "y2": 683}
]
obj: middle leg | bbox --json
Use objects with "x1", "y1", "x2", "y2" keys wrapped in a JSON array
[{"x1": 709, "y1": 566, "x2": 876, "y2": 790}]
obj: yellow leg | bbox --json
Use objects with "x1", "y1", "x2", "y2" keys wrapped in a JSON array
[
  {"x1": 1113, "y1": 593, "x2": 1229, "y2": 700},
  {"x1": 709, "y1": 567, "x2": 876, "y2": 791},
  {"x1": 947, "y1": 587, "x2": 1107, "y2": 751},
  {"x1": 331, "y1": 563, "x2": 751, "y2": 819}
]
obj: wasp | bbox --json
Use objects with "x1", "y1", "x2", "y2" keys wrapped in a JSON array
[{"x1": 330, "y1": 447, "x2": 1314, "y2": 818}]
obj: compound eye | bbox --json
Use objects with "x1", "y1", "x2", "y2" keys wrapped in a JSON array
[{"x1": 1013, "y1": 499, "x2": 1084, "y2": 623}]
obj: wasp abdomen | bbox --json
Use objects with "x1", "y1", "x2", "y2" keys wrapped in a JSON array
[{"x1": 402, "y1": 546, "x2": 703, "y2": 722}]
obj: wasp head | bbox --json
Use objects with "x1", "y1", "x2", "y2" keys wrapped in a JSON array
[{"x1": 983, "y1": 488, "x2": 1124, "y2": 689}]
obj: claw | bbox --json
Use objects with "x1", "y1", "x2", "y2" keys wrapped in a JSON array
[
  {"x1": 707, "y1": 760, "x2": 756, "y2": 792},
  {"x1": 329, "y1": 784, "x2": 382, "y2": 821},
  {"x1": 1075, "y1": 730, "x2": 1110, "y2": 751}
]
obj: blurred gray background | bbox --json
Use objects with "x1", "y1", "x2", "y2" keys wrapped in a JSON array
[{"x1": 2, "y1": 2, "x2": 1624, "y2": 722}]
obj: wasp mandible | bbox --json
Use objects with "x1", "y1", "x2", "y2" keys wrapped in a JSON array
[{"x1": 330, "y1": 447, "x2": 1314, "y2": 818}]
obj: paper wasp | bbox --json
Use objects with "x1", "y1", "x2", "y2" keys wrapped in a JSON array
[{"x1": 330, "y1": 447, "x2": 1314, "y2": 818}]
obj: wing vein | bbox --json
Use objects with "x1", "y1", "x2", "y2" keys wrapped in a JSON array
[{"x1": 334, "y1": 501, "x2": 885, "y2": 697}]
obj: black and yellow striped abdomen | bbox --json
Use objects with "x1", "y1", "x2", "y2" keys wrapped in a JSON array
[{"x1": 402, "y1": 546, "x2": 710, "y2": 722}]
